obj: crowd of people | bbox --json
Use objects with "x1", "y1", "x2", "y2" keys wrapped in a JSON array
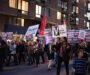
[{"x1": 0, "y1": 36, "x2": 90, "y2": 75}]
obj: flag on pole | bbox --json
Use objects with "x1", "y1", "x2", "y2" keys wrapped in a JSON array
[
  {"x1": 64, "y1": 19, "x2": 66, "y2": 24},
  {"x1": 40, "y1": 13, "x2": 47, "y2": 35}
]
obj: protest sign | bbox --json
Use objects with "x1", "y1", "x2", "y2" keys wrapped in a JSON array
[
  {"x1": 24, "y1": 24, "x2": 39, "y2": 40},
  {"x1": 52, "y1": 25, "x2": 67, "y2": 37}
]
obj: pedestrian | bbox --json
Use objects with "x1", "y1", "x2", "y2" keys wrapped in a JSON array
[
  {"x1": 18, "y1": 41, "x2": 25, "y2": 64},
  {"x1": 56, "y1": 37, "x2": 71, "y2": 75},
  {"x1": 47, "y1": 42, "x2": 54, "y2": 70},
  {"x1": 34, "y1": 41, "x2": 39, "y2": 67},
  {"x1": 0, "y1": 36, "x2": 7, "y2": 71},
  {"x1": 27, "y1": 41, "x2": 34, "y2": 65},
  {"x1": 72, "y1": 49, "x2": 87, "y2": 75},
  {"x1": 7, "y1": 41, "x2": 18, "y2": 65},
  {"x1": 38, "y1": 41, "x2": 45, "y2": 64}
]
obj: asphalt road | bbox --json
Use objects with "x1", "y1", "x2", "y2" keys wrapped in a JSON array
[{"x1": 0, "y1": 60, "x2": 89, "y2": 75}]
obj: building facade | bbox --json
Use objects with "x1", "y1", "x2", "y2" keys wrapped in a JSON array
[
  {"x1": 0, "y1": 0, "x2": 88, "y2": 34},
  {"x1": 86, "y1": 0, "x2": 90, "y2": 29}
]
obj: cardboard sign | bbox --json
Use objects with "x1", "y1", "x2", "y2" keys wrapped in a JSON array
[
  {"x1": 24, "y1": 24, "x2": 39, "y2": 40},
  {"x1": 78, "y1": 30, "x2": 86, "y2": 40},
  {"x1": 52, "y1": 25, "x2": 67, "y2": 37}
]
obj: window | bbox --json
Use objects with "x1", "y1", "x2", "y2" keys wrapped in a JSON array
[
  {"x1": 57, "y1": 0, "x2": 62, "y2": 6},
  {"x1": 9, "y1": 17, "x2": 24, "y2": 27},
  {"x1": 73, "y1": 6, "x2": 79, "y2": 13},
  {"x1": 76, "y1": 18, "x2": 79, "y2": 25},
  {"x1": 76, "y1": 0, "x2": 79, "y2": 3},
  {"x1": 17, "y1": 18, "x2": 24, "y2": 27},
  {"x1": 61, "y1": 14, "x2": 66, "y2": 23},
  {"x1": 87, "y1": 22, "x2": 90, "y2": 29},
  {"x1": 57, "y1": 12, "x2": 61, "y2": 20},
  {"x1": 88, "y1": 3, "x2": 90, "y2": 11},
  {"x1": 36, "y1": 5, "x2": 42, "y2": 18},
  {"x1": 76, "y1": 7, "x2": 79, "y2": 13},
  {"x1": 18, "y1": 0, "x2": 22, "y2": 10},
  {"x1": 9, "y1": 0, "x2": 17, "y2": 8},
  {"x1": 87, "y1": 12, "x2": 90, "y2": 20},
  {"x1": 41, "y1": 8, "x2": 50, "y2": 17},
  {"x1": 36, "y1": 5, "x2": 50, "y2": 18},
  {"x1": 22, "y1": 0, "x2": 28, "y2": 14},
  {"x1": 9, "y1": 17, "x2": 15, "y2": 25},
  {"x1": 73, "y1": 6, "x2": 76, "y2": 12},
  {"x1": 9, "y1": 0, "x2": 29, "y2": 15},
  {"x1": 61, "y1": 2, "x2": 67, "y2": 11}
]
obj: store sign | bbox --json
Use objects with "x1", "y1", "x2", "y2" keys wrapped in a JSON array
[{"x1": 52, "y1": 25, "x2": 67, "y2": 37}]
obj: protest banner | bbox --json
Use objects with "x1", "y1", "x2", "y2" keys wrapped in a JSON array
[
  {"x1": 1, "y1": 32, "x2": 7, "y2": 40},
  {"x1": 24, "y1": 24, "x2": 39, "y2": 40},
  {"x1": 85, "y1": 29, "x2": 90, "y2": 42},
  {"x1": 67, "y1": 30, "x2": 79, "y2": 43},
  {"x1": 44, "y1": 29, "x2": 52, "y2": 36},
  {"x1": 7, "y1": 32, "x2": 13, "y2": 39},
  {"x1": 52, "y1": 25, "x2": 67, "y2": 37},
  {"x1": 78, "y1": 30, "x2": 86, "y2": 40}
]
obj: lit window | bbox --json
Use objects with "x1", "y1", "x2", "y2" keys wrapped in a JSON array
[
  {"x1": 87, "y1": 22, "x2": 90, "y2": 29},
  {"x1": 88, "y1": 3, "x2": 90, "y2": 11},
  {"x1": 22, "y1": 0, "x2": 28, "y2": 14},
  {"x1": 9, "y1": 0, "x2": 17, "y2": 8},
  {"x1": 76, "y1": 7, "x2": 79, "y2": 13},
  {"x1": 21, "y1": 19, "x2": 24, "y2": 27},
  {"x1": 17, "y1": 18, "x2": 24, "y2": 27},
  {"x1": 76, "y1": 0, "x2": 79, "y2": 3},
  {"x1": 18, "y1": 0, "x2": 22, "y2": 10},
  {"x1": 87, "y1": 12, "x2": 90, "y2": 20},
  {"x1": 36, "y1": 5, "x2": 42, "y2": 18},
  {"x1": 57, "y1": 12, "x2": 61, "y2": 20},
  {"x1": 76, "y1": 18, "x2": 79, "y2": 25},
  {"x1": 9, "y1": 17, "x2": 24, "y2": 27}
]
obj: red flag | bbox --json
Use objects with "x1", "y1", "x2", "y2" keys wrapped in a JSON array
[
  {"x1": 64, "y1": 19, "x2": 66, "y2": 24},
  {"x1": 40, "y1": 13, "x2": 47, "y2": 35}
]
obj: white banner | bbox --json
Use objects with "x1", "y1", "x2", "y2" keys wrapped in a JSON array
[
  {"x1": 52, "y1": 25, "x2": 67, "y2": 37},
  {"x1": 78, "y1": 30, "x2": 86, "y2": 40},
  {"x1": 24, "y1": 24, "x2": 39, "y2": 40}
]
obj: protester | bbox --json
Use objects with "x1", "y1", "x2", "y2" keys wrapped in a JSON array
[
  {"x1": 47, "y1": 42, "x2": 54, "y2": 70},
  {"x1": 38, "y1": 41, "x2": 45, "y2": 64},
  {"x1": 72, "y1": 49, "x2": 87, "y2": 75},
  {"x1": 0, "y1": 37, "x2": 7, "y2": 71},
  {"x1": 34, "y1": 40, "x2": 39, "y2": 67},
  {"x1": 17, "y1": 41, "x2": 26, "y2": 64},
  {"x1": 27, "y1": 41, "x2": 34, "y2": 65},
  {"x1": 56, "y1": 37, "x2": 71, "y2": 75},
  {"x1": 7, "y1": 41, "x2": 18, "y2": 65}
]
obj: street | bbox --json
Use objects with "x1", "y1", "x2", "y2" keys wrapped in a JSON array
[{"x1": 0, "y1": 60, "x2": 89, "y2": 75}]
